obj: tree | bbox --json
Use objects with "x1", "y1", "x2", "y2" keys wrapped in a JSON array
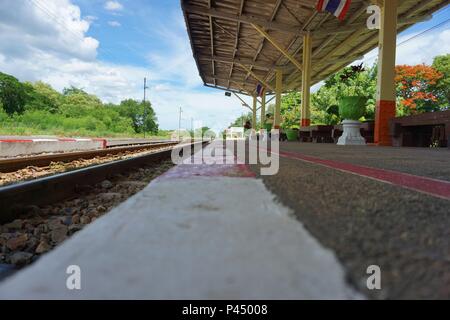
[
  {"x1": 24, "y1": 81, "x2": 62, "y2": 113},
  {"x1": 142, "y1": 101, "x2": 159, "y2": 134},
  {"x1": 63, "y1": 86, "x2": 88, "y2": 96},
  {"x1": 60, "y1": 87, "x2": 103, "y2": 117},
  {"x1": 395, "y1": 64, "x2": 443, "y2": 115},
  {"x1": 0, "y1": 72, "x2": 28, "y2": 115},
  {"x1": 311, "y1": 63, "x2": 377, "y2": 124},
  {"x1": 192, "y1": 126, "x2": 215, "y2": 139},
  {"x1": 116, "y1": 99, "x2": 158, "y2": 134},
  {"x1": 229, "y1": 112, "x2": 253, "y2": 128},
  {"x1": 432, "y1": 54, "x2": 450, "y2": 108},
  {"x1": 311, "y1": 88, "x2": 339, "y2": 125}
]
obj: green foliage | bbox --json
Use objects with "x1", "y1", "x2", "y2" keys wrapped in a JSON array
[
  {"x1": 114, "y1": 99, "x2": 158, "y2": 134},
  {"x1": 279, "y1": 92, "x2": 301, "y2": 129},
  {"x1": 281, "y1": 91, "x2": 301, "y2": 114},
  {"x1": 190, "y1": 126, "x2": 216, "y2": 139},
  {"x1": 0, "y1": 72, "x2": 28, "y2": 115},
  {"x1": 24, "y1": 81, "x2": 61, "y2": 113},
  {"x1": 312, "y1": 63, "x2": 377, "y2": 124},
  {"x1": 432, "y1": 54, "x2": 450, "y2": 107},
  {"x1": 0, "y1": 71, "x2": 163, "y2": 137},
  {"x1": 229, "y1": 112, "x2": 253, "y2": 128},
  {"x1": 281, "y1": 109, "x2": 300, "y2": 129}
]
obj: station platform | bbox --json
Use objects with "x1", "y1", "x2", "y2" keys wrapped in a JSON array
[
  {"x1": 0, "y1": 136, "x2": 172, "y2": 158},
  {"x1": 252, "y1": 142, "x2": 450, "y2": 299},
  {"x1": 0, "y1": 141, "x2": 449, "y2": 299},
  {"x1": 0, "y1": 137, "x2": 105, "y2": 158}
]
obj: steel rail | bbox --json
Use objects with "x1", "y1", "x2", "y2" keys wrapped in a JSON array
[
  {"x1": 0, "y1": 142, "x2": 178, "y2": 173},
  {"x1": 0, "y1": 141, "x2": 207, "y2": 223}
]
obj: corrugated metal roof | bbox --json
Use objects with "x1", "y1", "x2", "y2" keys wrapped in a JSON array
[{"x1": 181, "y1": 0, "x2": 449, "y2": 95}]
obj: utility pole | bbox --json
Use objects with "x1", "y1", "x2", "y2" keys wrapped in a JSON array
[
  {"x1": 178, "y1": 107, "x2": 183, "y2": 141},
  {"x1": 143, "y1": 77, "x2": 149, "y2": 138}
]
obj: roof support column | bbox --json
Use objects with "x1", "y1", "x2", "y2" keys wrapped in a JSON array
[
  {"x1": 274, "y1": 69, "x2": 283, "y2": 130},
  {"x1": 375, "y1": 0, "x2": 398, "y2": 146},
  {"x1": 260, "y1": 93, "x2": 266, "y2": 133},
  {"x1": 252, "y1": 94, "x2": 258, "y2": 137},
  {"x1": 301, "y1": 32, "x2": 312, "y2": 127}
]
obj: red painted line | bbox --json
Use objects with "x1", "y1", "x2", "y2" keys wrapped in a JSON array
[
  {"x1": 0, "y1": 139, "x2": 33, "y2": 143},
  {"x1": 236, "y1": 163, "x2": 257, "y2": 178},
  {"x1": 158, "y1": 162, "x2": 255, "y2": 180},
  {"x1": 156, "y1": 148, "x2": 256, "y2": 181},
  {"x1": 272, "y1": 149, "x2": 450, "y2": 200}
]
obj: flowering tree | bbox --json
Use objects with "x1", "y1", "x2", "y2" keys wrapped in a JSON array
[{"x1": 395, "y1": 64, "x2": 443, "y2": 115}]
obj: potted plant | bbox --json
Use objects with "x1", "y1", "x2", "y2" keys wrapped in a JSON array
[
  {"x1": 336, "y1": 65, "x2": 368, "y2": 146},
  {"x1": 281, "y1": 110, "x2": 300, "y2": 141}
]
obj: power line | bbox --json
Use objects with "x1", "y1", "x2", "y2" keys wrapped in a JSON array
[
  {"x1": 360, "y1": 17, "x2": 450, "y2": 64},
  {"x1": 397, "y1": 17, "x2": 450, "y2": 47},
  {"x1": 26, "y1": 0, "x2": 121, "y2": 62}
]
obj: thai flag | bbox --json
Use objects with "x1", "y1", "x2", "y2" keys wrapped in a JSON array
[{"x1": 316, "y1": 0, "x2": 352, "y2": 21}]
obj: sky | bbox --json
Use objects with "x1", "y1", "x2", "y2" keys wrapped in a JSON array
[{"x1": 0, "y1": 0, "x2": 449, "y2": 133}]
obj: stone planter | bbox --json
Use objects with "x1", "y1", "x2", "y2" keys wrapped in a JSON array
[{"x1": 337, "y1": 120, "x2": 366, "y2": 145}]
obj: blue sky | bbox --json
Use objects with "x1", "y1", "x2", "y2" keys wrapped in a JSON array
[
  {"x1": 74, "y1": 0, "x2": 179, "y2": 67},
  {"x1": 0, "y1": 1, "x2": 449, "y2": 133}
]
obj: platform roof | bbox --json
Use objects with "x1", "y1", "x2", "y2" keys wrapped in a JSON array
[{"x1": 181, "y1": 0, "x2": 449, "y2": 96}]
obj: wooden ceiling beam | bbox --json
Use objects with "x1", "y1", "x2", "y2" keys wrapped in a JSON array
[
  {"x1": 204, "y1": 84, "x2": 251, "y2": 96},
  {"x1": 244, "y1": 0, "x2": 283, "y2": 91},
  {"x1": 198, "y1": 54, "x2": 276, "y2": 71},
  {"x1": 182, "y1": 3, "x2": 306, "y2": 36},
  {"x1": 228, "y1": 0, "x2": 246, "y2": 89},
  {"x1": 263, "y1": 6, "x2": 317, "y2": 90},
  {"x1": 252, "y1": 23, "x2": 303, "y2": 72},
  {"x1": 238, "y1": 63, "x2": 275, "y2": 92}
]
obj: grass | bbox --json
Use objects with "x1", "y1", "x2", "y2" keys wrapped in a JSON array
[{"x1": 0, "y1": 109, "x2": 171, "y2": 139}]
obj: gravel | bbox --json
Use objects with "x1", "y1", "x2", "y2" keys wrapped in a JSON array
[
  {"x1": 0, "y1": 159, "x2": 174, "y2": 274},
  {"x1": 0, "y1": 146, "x2": 175, "y2": 187}
]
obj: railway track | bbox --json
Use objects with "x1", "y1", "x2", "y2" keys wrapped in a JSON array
[
  {"x1": 0, "y1": 141, "x2": 206, "y2": 224},
  {"x1": 0, "y1": 141, "x2": 178, "y2": 173}
]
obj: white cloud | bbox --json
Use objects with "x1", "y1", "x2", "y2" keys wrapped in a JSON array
[
  {"x1": 353, "y1": 27, "x2": 450, "y2": 67},
  {"x1": 148, "y1": 85, "x2": 247, "y2": 132},
  {"x1": 0, "y1": 1, "x2": 143, "y2": 104},
  {"x1": 108, "y1": 20, "x2": 121, "y2": 27},
  {"x1": 395, "y1": 29, "x2": 450, "y2": 65},
  {"x1": 0, "y1": 0, "x2": 98, "y2": 61},
  {"x1": 0, "y1": 0, "x2": 244, "y2": 131},
  {"x1": 104, "y1": 1, "x2": 123, "y2": 11}
]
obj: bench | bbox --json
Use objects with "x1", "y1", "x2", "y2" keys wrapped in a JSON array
[
  {"x1": 389, "y1": 110, "x2": 450, "y2": 148},
  {"x1": 299, "y1": 125, "x2": 334, "y2": 143},
  {"x1": 299, "y1": 122, "x2": 375, "y2": 144},
  {"x1": 360, "y1": 121, "x2": 375, "y2": 143}
]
